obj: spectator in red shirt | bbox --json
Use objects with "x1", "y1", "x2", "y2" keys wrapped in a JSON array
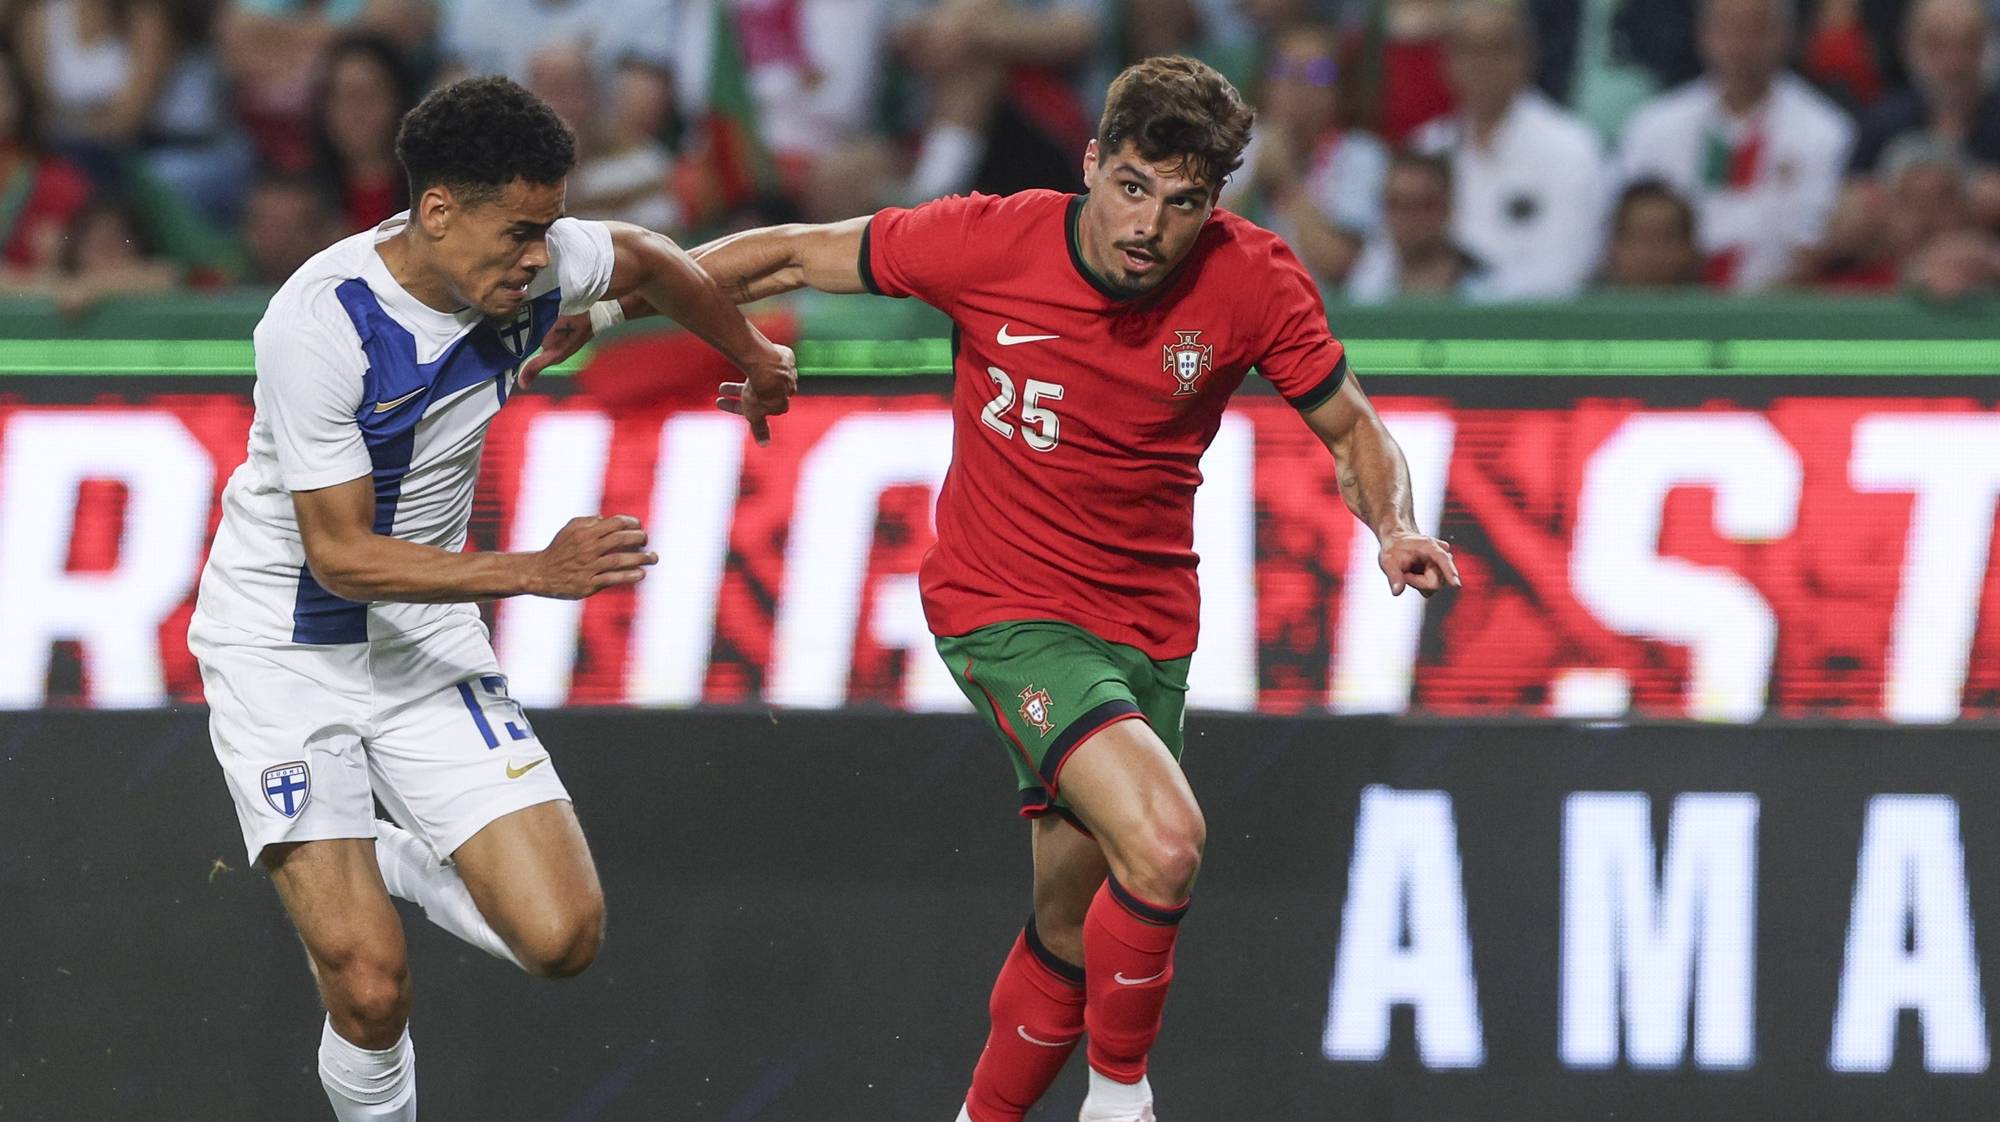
[
  {"x1": 1364, "y1": 0, "x2": 1458, "y2": 144},
  {"x1": 312, "y1": 34, "x2": 416, "y2": 234},
  {"x1": 0, "y1": 49, "x2": 92, "y2": 273}
]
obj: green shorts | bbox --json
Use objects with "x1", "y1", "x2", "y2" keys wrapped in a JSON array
[{"x1": 935, "y1": 619, "x2": 1190, "y2": 822}]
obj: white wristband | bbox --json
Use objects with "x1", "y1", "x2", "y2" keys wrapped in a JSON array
[{"x1": 588, "y1": 299, "x2": 625, "y2": 333}]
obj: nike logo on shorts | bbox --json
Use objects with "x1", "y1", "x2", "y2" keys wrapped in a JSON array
[
  {"x1": 505, "y1": 757, "x2": 548, "y2": 779},
  {"x1": 996, "y1": 324, "x2": 1059, "y2": 346},
  {"x1": 374, "y1": 388, "x2": 425, "y2": 413},
  {"x1": 1113, "y1": 969, "x2": 1167, "y2": 986}
]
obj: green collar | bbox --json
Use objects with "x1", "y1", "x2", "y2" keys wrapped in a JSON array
[{"x1": 1065, "y1": 194, "x2": 1142, "y2": 303}]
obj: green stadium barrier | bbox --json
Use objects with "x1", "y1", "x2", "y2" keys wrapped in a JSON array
[
  {"x1": 1, "y1": 290, "x2": 1994, "y2": 378},
  {"x1": 2, "y1": 288, "x2": 1995, "y2": 345}
]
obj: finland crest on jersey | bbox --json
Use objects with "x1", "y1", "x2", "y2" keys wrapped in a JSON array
[{"x1": 497, "y1": 304, "x2": 535, "y2": 367}]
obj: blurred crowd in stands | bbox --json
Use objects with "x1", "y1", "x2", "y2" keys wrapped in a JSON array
[{"x1": 1, "y1": 0, "x2": 1997, "y2": 315}]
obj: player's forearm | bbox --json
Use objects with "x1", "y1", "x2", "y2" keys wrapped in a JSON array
[
  {"x1": 692, "y1": 218, "x2": 872, "y2": 302},
  {"x1": 1331, "y1": 415, "x2": 1421, "y2": 543},
  {"x1": 626, "y1": 233, "x2": 784, "y2": 372},
  {"x1": 689, "y1": 225, "x2": 814, "y2": 304},
  {"x1": 306, "y1": 533, "x2": 541, "y2": 604}
]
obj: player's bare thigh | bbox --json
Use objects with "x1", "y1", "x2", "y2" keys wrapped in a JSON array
[
  {"x1": 1031, "y1": 815, "x2": 1110, "y2": 965},
  {"x1": 266, "y1": 837, "x2": 411, "y2": 1047},
  {"x1": 449, "y1": 799, "x2": 605, "y2": 977},
  {"x1": 1054, "y1": 719, "x2": 1206, "y2": 904}
]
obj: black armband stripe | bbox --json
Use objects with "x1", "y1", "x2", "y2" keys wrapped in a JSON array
[
  {"x1": 857, "y1": 219, "x2": 883, "y2": 295},
  {"x1": 1286, "y1": 354, "x2": 1349, "y2": 412}
]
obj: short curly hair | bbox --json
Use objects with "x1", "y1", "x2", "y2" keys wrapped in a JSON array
[
  {"x1": 1097, "y1": 56, "x2": 1254, "y2": 190},
  {"x1": 395, "y1": 75, "x2": 576, "y2": 209}
]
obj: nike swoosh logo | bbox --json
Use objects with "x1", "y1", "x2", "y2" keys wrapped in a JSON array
[
  {"x1": 996, "y1": 324, "x2": 1059, "y2": 346},
  {"x1": 505, "y1": 758, "x2": 548, "y2": 779},
  {"x1": 1016, "y1": 1025, "x2": 1080, "y2": 1048},
  {"x1": 1113, "y1": 970, "x2": 1167, "y2": 986},
  {"x1": 373, "y1": 388, "x2": 425, "y2": 413}
]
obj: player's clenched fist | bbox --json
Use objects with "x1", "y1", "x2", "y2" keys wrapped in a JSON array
[
  {"x1": 530, "y1": 514, "x2": 659, "y2": 598},
  {"x1": 1379, "y1": 531, "x2": 1461, "y2": 598}
]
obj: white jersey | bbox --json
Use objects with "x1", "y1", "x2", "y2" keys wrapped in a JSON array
[
  {"x1": 1413, "y1": 90, "x2": 1609, "y2": 299},
  {"x1": 1618, "y1": 74, "x2": 1854, "y2": 291},
  {"x1": 193, "y1": 213, "x2": 615, "y2": 646}
]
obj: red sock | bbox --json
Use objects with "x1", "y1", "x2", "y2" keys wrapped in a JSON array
[
  {"x1": 1083, "y1": 877, "x2": 1188, "y2": 1083},
  {"x1": 965, "y1": 917, "x2": 1087, "y2": 1122}
]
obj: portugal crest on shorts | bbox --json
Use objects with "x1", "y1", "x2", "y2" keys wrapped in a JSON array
[
  {"x1": 262, "y1": 761, "x2": 310, "y2": 819},
  {"x1": 1162, "y1": 330, "x2": 1213, "y2": 397},
  {"x1": 1019, "y1": 685, "x2": 1056, "y2": 736}
]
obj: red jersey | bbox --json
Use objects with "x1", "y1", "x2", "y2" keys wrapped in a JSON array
[
  {"x1": 862, "y1": 189, "x2": 1346, "y2": 659},
  {"x1": 1, "y1": 155, "x2": 89, "y2": 269}
]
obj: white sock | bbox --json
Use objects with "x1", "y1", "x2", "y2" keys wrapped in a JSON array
[
  {"x1": 318, "y1": 1016, "x2": 416, "y2": 1121},
  {"x1": 954, "y1": 1106, "x2": 973, "y2": 1122},
  {"x1": 1081, "y1": 1069, "x2": 1153, "y2": 1119},
  {"x1": 373, "y1": 819, "x2": 522, "y2": 969},
  {"x1": 907, "y1": 123, "x2": 984, "y2": 201}
]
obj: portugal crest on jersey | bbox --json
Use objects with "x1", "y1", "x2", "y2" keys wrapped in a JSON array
[
  {"x1": 1163, "y1": 330, "x2": 1213, "y2": 397},
  {"x1": 1019, "y1": 685, "x2": 1056, "y2": 736}
]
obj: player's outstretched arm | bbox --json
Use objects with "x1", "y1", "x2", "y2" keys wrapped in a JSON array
[
  {"x1": 690, "y1": 216, "x2": 873, "y2": 302},
  {"x1": 293, "y1": 475, "x2": 658, "y2": 603},
  {"x1": 520, "y1": 218, "x2": 873, "y2": 383},
  {"x1": 600, "y1": 221, "x2": 801, "y2": 443},
  {"x1": 1302, "y1": 373, "x2": 1462, "y2": 598}
]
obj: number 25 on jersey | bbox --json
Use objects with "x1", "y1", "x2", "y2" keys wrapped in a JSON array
[{"x1": 980, "y1": 366, "x2": 1065, "y2": 452}]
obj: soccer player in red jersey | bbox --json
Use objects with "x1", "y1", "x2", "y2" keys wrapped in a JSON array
[{"x1": 533, "y1": 54, "x2": 1458, "y2": 1122}]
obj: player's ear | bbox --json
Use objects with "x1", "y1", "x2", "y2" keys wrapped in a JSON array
[
  {"x1": 1082, "y1": 139, "x2": 1100, "y2": 189},
  {"x1": 416, "y1": 186, "x2": 453, "y2": 238}
]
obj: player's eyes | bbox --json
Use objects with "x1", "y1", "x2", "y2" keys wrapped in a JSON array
[{"x1": 1122, "y1": 182, "x2": 1143, "y2": 198}]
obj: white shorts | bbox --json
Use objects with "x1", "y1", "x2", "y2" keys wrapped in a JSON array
[{"x1": 190, "y1": 614, "x2": 571, "y2": 865}]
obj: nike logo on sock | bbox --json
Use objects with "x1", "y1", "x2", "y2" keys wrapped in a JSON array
[
  {"x1": 1016, "y1": 1025, "x2": 1081, "y2": 1047},
  {"x1": 1112, "y1": 969, "x2": 1167, "y2": 986}
]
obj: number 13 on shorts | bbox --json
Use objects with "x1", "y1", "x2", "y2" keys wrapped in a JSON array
[{"x1": 455, "y1": 674, "x2": 533, "y2": 749}]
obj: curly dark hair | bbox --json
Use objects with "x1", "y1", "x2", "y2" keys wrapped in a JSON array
[
  {"x1": 1096, "y1": 56, "x2": 1255, "y2": 189},
  {"x1": 395, "y1": 75, "x2": 576, "y2": 209}
]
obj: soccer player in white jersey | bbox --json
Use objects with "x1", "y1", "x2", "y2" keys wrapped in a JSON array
[{"x1": 187, "y1": 76, "x2": 796, "y2": 1120}]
